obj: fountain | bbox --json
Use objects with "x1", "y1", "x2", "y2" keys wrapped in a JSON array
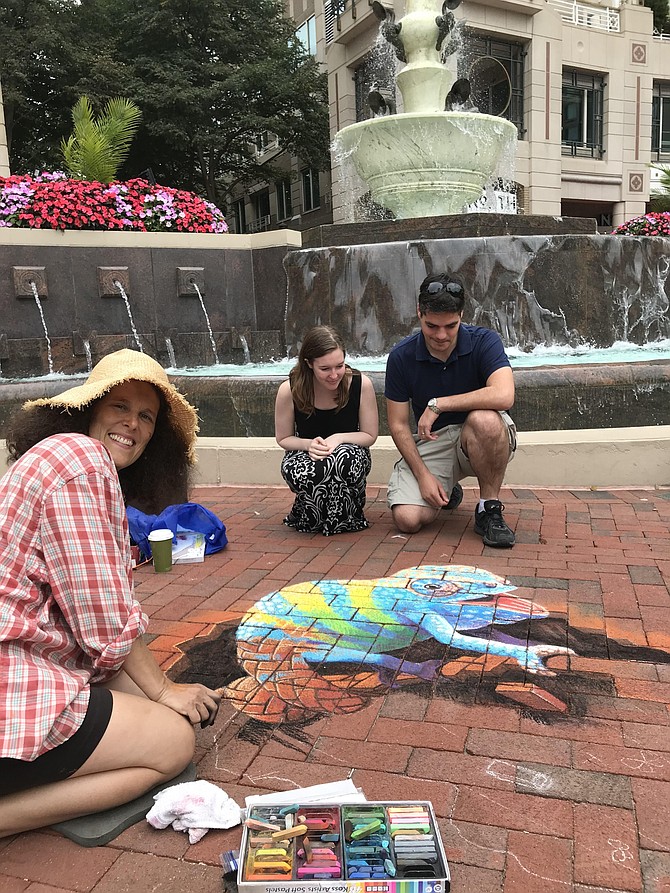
[
  {"x1": 333, "y1": 0, "x2": 517, "y2": 219},
  {"x1": 0, "y1": 0, "x2": 669, "y2": 442}
]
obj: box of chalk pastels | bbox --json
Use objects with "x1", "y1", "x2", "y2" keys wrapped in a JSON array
[{"x1": 238, "y1": 802, "x2": 450, "y2": 893}]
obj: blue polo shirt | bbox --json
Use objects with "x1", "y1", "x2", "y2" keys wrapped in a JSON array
[{"x1": 385, "y1": 324, "x2": 511, "y2": 430}]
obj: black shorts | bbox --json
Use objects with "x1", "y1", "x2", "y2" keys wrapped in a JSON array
[{"x1": 0, "y1": 687, "x2": 114, "y2": 797}]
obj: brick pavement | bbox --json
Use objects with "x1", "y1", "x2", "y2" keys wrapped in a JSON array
[{"x1": 1, "y1": 484, "x2": 670, "y2": 893}]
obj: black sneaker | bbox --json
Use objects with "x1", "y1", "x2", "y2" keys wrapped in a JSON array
[
  {"x1": 444, "y1": 482, "x2": 463, "y2": 511},
  {"x1": 474, "y1": 499, "x2": 515, "y2": 547}
]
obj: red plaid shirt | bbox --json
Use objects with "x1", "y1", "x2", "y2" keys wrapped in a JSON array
[{"x1": 0, "y1": 433, "x2": 148, "y2": 760}]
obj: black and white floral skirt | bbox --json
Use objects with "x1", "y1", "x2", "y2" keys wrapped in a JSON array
[{"x1": 280, "y1": 444, "x2": 372, "y2": 536}]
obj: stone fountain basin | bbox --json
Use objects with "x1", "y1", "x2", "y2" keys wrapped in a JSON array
[{"x1": 335, "y1": 112, "x2": 518, "y2": 219}]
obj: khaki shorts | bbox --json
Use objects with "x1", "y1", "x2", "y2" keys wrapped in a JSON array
[{"x1": 387, "y1": 411, "x2": 517, "y2": 508}]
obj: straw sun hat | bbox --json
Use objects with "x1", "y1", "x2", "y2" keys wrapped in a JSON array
[{"x1": 24, "y1": 349, "x2": 199, "y2": 461}]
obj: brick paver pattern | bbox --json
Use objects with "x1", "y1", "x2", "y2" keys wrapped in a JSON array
[{"x1": 1, "y1": 484, "x2": 669, "y2": 893}]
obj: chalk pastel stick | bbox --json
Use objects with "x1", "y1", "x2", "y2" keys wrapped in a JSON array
[
  {"x1": 279, "y1": 804, "x2": 300, "y2": 816},
  {"x1": 351, "y1": 820, "x2": 384, "y2": 839},
  {"x1": 297, "y1": 865, "x2": 341, "y2": 877},
  {"x1": 304, "y1": 817, "x2": 333, "y2": 829},
  {"x1": 245, "y1": 818, "x2": 281, "y2": 831},
  {"x1": 272, "y1": 823, "x2": 308, "y2": 840}
]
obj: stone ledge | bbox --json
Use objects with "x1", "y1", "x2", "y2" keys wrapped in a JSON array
[
  {"x1": 0, "y1": 228, "x2": 302, "y2": 250},
  {"x1": 189, "y1": 427, "x2": 670, "y2": 489},
  {"x1": 3, "y1": 428, "x2": 669, "y2": 488}
]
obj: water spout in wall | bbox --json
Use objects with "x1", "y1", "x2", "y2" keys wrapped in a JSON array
[
  {"x1": 165, "y1": 336, "x2": 177, "y2": 368},
  {"x1": 192, "y1": 281, "x2": 219, "y2": 364},
  {"x1": 29, "y1": 280, "x2": 54, "y2": 375},
  {"x1": 238, "y1": 333, "x2": 251, "y2": 365},
  {"x1": 113, "y1": 279, "x2": 144, "y2": 352},
  {"x1": 83, "y1": 338, "x2": 93, "y2": 373}
]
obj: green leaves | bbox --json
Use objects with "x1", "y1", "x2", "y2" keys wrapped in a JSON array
[
  {"x1": 649, "y1": 163, "x2": 670, "y2": 213},
  {"x1": 4, "y1": 0, "x2": 329, "y2": 208},
  {"x1": 60, "y1": 96, "x2": 142, "y2": 183}
]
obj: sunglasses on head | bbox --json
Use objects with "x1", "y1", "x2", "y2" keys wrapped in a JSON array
[{"x1": 422, "y1": 280, "x2": 464, "y2": 297}]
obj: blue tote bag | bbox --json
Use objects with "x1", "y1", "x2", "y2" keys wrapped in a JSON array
[{"x1": 127, "y1": 503, "x2": 227, "y2": 560}]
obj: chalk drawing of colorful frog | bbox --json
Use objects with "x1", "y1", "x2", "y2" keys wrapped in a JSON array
[{"x1": 223, "y1": 565, "x2": 573, "y2": 723}]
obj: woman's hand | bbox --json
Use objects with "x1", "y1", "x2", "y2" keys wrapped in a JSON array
[
  {"x1": 308, "y1": 436, "x2": 332, "y2": 460},
  {"x1": 155, "y1": 679, "x2": 222, "y2": 727}
]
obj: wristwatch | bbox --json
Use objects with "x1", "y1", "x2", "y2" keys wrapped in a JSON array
[{"x1": 427, "y1": 397, "x2": 441, "y2": 415}]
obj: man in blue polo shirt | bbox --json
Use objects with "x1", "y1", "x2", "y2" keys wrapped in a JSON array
[{"x1": 385, "y1": 272, "x2": 517, "y2": 547}]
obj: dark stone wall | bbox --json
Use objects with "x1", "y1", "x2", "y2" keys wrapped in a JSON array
[
  {"x1": 0, "y1": 242, "x2": 288, "y2": 377},
  {"x1": 3, "y1": 362, "x2": 669, "y2": 438},
  {"x1": 302, "y1": 213, "x2": 598, "y2": 248},
  {"x1": 3, "y1": 228, "x2": 669, "y2": 379},
  {"x1": 285, "y1": 234, "x2": 670, "y2": 357}
]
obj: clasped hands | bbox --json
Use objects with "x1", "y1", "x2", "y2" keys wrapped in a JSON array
[{"x1": 307, "y1": 435, "x2": 336, "y2": 461}]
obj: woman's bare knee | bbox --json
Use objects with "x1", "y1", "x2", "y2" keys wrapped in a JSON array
[
  {"x1": 75, "y1": 691, "x2": 195, "y2": 779},
  {"x1": 157, "y1": 716, "x2": 195, "y2": 776}
]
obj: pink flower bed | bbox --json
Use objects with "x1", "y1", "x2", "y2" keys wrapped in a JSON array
[
  {"x1": 612, "y1": 212, "x2": 670, "y2": 236},
  {"x1": 0, "y1": 172, "x2": 228, "y2": 233}
]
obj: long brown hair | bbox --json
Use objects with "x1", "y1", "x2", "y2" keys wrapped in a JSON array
[
  {"x1": 5, "y1": 393, "x2": 191, "y2": 514},
  {"x1": 289, "y1": 325, "x2": 352, "y2": 415}
]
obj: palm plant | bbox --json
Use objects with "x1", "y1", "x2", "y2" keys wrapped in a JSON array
[
  {"x1": 649, "y1": 163, "x2": 670, "y2": 213},
  {"x1": 60, "y1": 96, "x2": 142, "y2": 183}
]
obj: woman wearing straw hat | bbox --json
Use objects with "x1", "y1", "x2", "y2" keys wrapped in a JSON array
[{"x1": 0, "y1": 349, "x2": 221, "y2": 837}]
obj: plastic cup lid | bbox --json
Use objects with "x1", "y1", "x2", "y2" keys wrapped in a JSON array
[{"x1": 148, "y1": 528, "x2": 174, "y2": 541}]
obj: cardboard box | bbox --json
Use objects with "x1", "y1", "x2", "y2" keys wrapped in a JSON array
[{"x1": 238, "y1": 801, "x2": 450, "y2": 893}]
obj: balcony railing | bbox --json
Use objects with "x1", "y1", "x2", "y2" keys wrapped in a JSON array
[
  {"x1": 549, "y1": 0, "x2": 620, "y2": 31},
  {"x1": 653, "y1": 28, "x2": 670, "y2": 41},
  {"x1": 247, "y1": 215, "x2": 272, "y2": 233}
]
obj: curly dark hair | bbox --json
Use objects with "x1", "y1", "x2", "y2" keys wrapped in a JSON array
[{"x1": 5, "y1": 391, "x2": 191, "y2": 514}]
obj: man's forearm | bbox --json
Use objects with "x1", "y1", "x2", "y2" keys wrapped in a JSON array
[
  {"x1": 431, "y1": 386, "x2": 512, "y2": 415},
  {"x1": 390, "y1": 424, "x2": 429, "y2": 480}
]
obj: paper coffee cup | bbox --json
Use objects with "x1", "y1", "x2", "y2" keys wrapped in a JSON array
[{"x1": 148, "y1": 528, "x2": 174, "y2": 573}]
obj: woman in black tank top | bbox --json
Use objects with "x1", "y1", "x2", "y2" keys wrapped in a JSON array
[{"x1": 274, "y1": 326, "x2": 379, "y2": 536}]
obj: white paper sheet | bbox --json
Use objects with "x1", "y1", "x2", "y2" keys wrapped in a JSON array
[{"x1": 244, "y1": 779, "x2": 366, "y2": 810}]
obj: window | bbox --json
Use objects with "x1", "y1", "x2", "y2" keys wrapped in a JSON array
[
  {"x1": 250, "y1": 191, "x2": 271, "y2": 232},
  {"x1": 459, "y1": 34, "x2": 526, "y2": 138},
  {"x1": 296, "y1": 15, "x2": 317, "y2": 55},
  {"x1": 652, "y1": 82, "x2": 670, "y2": 158},
  {"x1": 277, "y1": 179, "x2": 293, "y2": 221},
  {"x1": 254, "y1": 131, "x2": 278, "y2": 156},
  {"x1": 301, "y1": 168, "x2": 320, "y2": 212},
  {"x1": 562, "y1": 69, "x2": 605, "y2": 158},
  {"x1": 233, "y1": 199, "x2": 246, "y2": 234}
]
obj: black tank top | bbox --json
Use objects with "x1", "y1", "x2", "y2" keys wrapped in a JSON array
[{"x1": 294, "y1": 371, "x2": 362, "y2": 440}]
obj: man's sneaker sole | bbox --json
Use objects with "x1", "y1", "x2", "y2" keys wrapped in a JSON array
[
  {"x1": 444, "y1": 483, "x2": 463, "y2": 511},
  {"x1": 478, "y1": 530, "x2": 515, "y2": 548}
]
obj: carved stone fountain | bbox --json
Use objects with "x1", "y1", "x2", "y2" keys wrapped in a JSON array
[{"x1": 333, "y1": 0, "x2": 517, "y2": 218}]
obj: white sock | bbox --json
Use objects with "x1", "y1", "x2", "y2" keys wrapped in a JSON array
[{"x1": 478, "y1": 499, "x2": 487, "y2": 513}]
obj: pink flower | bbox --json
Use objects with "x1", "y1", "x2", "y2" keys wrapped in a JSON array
[{"x1": 0, "y1": 173, "x2": 228, "y2": 233}]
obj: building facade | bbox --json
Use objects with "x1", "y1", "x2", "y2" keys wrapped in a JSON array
[{"x1": 230, "y1": 0, "x2": 670, "y2": 231}]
